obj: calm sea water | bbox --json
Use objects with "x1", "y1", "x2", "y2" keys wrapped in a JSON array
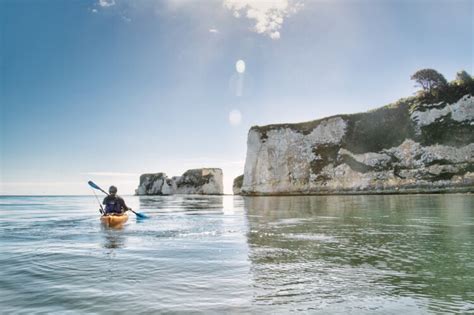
[{"x1": 0, "y1": 194, "x2": 473, "y2": 314}]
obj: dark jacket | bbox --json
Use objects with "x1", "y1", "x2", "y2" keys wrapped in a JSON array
[{"x1": 102, "y1": 195, "x2": 129, "y2": 214}]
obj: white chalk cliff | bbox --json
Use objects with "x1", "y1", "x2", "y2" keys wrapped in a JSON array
[{"x1": 240, "y1": 94, "x2": 474, "y2": 195}]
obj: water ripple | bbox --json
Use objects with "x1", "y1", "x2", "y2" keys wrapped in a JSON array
[{"x1": 0, "y1": 194, "x2": 473, "y2": 313}]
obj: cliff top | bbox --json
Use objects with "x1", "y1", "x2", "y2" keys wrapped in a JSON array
[
  {"x1": 250, "y1": 73, "x2": 474, "y2": 153},
  {"x1": 250, "y1": 72, "x2": 474, "y2": 141}
]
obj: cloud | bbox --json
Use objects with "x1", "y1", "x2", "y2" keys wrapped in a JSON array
[
  {"x1": 92, "y1": 8, "x2": 98, "y2": 13},
  {"x1": 270, "y1": 31, "x2": 280, "y2": 39},
  {"x1": 223, "y1": 0, "x2": 302, "y2": 39},
  {"x1": 98, "y1": 0, "x2": 115, "y2": 8},
  {"x1": 122, "y1": 15, "x2": 132, "y2": 23},
  {"x1": 209, "y1": 28, "x2": 219, "y2": 33}
]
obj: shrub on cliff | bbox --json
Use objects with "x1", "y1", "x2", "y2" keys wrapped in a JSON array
[
  {"x1": 412, "y1": 69, "x2": 474, "y2": 104},
  {"x1": 454, "y1": 70, "x2": 473, "y2": 85},
  {"x1": 445, "y1": 70, "x2": 474, "y2": 102}
]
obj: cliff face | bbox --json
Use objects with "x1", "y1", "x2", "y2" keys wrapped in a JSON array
[
  {"x1": 241, "y1": 94, "x2": 474, "y2": 195},
  {"x1": 136, "y1": 168, "x2": 223, "y2": 195}
]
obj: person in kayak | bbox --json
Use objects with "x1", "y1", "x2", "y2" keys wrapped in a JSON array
[{"x1": 103, "y1": 186, "x2": 130, "y2": 215}]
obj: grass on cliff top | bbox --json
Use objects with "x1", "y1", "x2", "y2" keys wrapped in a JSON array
[
  {"x1": 251, "y1": 100, "x2": 415, "y2": 139},
  {"x1": 252, "y1": 80, "x2": 473, "y2": 135},
  {"x1": 251, "y1": 98, "x2": 414, "y2": 136},
  {"x1": 250, "y1": 79, "x2": 473, "y2": 153},
  {"x1": 253, "y1": 78, "x2": 472, "y2": 126}
]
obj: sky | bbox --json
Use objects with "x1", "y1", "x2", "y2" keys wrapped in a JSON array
[{"x1": 1, "y1": 0, "x2": 473, "y2": 195}]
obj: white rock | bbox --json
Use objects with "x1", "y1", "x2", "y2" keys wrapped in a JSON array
[
  {"x1": 136, "y1": 169, "x2": 223, "y2": 195},
  {"x1": 410, "y1": 94, "x2": 474, "y2": 133}
]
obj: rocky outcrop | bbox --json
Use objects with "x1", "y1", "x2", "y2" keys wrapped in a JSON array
[
  {"x1": 241, "y1": 94, "x2": 474, "y2": 195},
  {"x1": 174, "y1": 169, "x2": 224, "y2": 194},
  {"x1": 135, "y1": 173, "x2": 174, "y2": 195},
  {"x1": 136, "y1": 168, "x2": 223, "y2": 195},
  {"x1": 233, "y1": 175, "x2": 244, "y2": 195}
]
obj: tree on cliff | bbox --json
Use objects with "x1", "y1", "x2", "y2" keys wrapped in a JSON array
[{"x1": 411, "y1": 69, "x2": 448, "y2": 94}]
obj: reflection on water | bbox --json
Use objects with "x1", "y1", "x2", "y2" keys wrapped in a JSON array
[
  {"x1": 139, "y1": 195, "x2": 224, "y2": 214},
  {"x1": 244, "y1": 195, "x2": 474, "y2": 313},
  {"x1": 101, "y1": 225, "x2": 126, "y2": 249},
  {"x1": 0, "y1": 194, "x2": 473, "y2": 313}
]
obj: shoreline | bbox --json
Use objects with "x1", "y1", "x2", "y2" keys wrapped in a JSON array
[
  {"x1": 1, "y1": 190, "x2": 473, "y2": 198},
  {"x1": 239, "y1": 186, "x2": 474, "y2": 196}
]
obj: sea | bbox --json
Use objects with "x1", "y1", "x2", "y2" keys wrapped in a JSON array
[{"x1": 0, "y1": 194, "x2": 473, "y2": 314}]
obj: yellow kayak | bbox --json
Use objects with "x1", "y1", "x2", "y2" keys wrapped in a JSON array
[{"x1": 100, "y1": 214, "x2": 129, "y2": 227}]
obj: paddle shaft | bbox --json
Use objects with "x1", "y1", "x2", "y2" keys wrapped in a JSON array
[
  {"x1": 92, "y1": 189, "x2": 104, "y2": 214},
  {"x1": 96, "y1": 186, "x2": 109, "y2": 196}
]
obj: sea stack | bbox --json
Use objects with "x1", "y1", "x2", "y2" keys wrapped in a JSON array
[{"x1": 136, "y1": 168, "x2": 223, "y2": 195}]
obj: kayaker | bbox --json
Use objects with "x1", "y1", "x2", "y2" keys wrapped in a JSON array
[{"x1": 103, "y1": 186, "x2": 130, "y2": 215}]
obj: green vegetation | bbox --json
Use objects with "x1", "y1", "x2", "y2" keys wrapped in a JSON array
[
  {"x1": 250, "y1": 69, "x2": 473, "y2": 154},
  {"x1": 233, "y1": 174, "x2": 244, "y2": 186},
  {"x1": 412, "y1": 69, "x2": 474, "y2": 105},
  {"x1": 178, "y1": 169, "x2": 213, "y2": 187},
  {"x1": 233, "y1": 174, "x2": 244, "y2": 189},
  {"x1": 342, "y1": 100, "x2": 415, "y2": 153},
  {"x1": 309, "y1": 143, "x2": 340, "y2": 180},
  {"x1": 455, "y1": 70, "x2": 473, "y2": 86},
  {"x1": 409, "y1": 70, "x2": 474, "y2": 146},
  {"x1": 410, "y1": 68, "x2": 448, "y2": 95}
]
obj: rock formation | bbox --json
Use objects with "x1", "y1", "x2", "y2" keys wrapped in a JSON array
[
  {"x1": 136, "y1": 168, "x2": 223, "y2": 195},
  {"x1": 241, "y1": 93, "x2": 474, "y2": 195},
  {"x1": 233, "y1": 175, "x2": 244, "y2": 195}
]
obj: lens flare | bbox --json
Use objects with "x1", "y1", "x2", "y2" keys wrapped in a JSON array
[
  {"x1": 236, "y1": 60, "x2": 246, "y2": 73},
  {"x1": 229, "y1": 109, "x2": 242, "y2": 126}
]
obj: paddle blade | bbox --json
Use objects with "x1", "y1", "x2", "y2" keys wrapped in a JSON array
[
  {"x1": 135, "y1": 212, "x2": 149, "y2": 219},
  {"x1": 88, "y1": 180, "x2": 101, "y2": 190},
  {"x1": 129, "y1": 208, "x2": 148, "y2": 219}
]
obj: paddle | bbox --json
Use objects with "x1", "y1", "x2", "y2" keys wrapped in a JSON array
[
  {"x1": 88, "y1": 180, "x2": 148, "y2": 219},
  {"x1": 91, "y1": 188, "x2": 104, "y2": 214}
]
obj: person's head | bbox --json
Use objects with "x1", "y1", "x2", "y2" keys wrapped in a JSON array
[{"x1": 109, "y1": 186, "x2": 118, "y2": 196}]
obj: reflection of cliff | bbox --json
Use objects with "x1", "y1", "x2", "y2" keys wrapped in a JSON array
[
  {"x1": 244, "y1": 195, "x2": 474, "y2": 311},
  {"x1": 241, "y1": 93, "x2": 474, "y2": 195},
  {"x1": 138, "y1": 195, "x2": 224, "y2": 214}
]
